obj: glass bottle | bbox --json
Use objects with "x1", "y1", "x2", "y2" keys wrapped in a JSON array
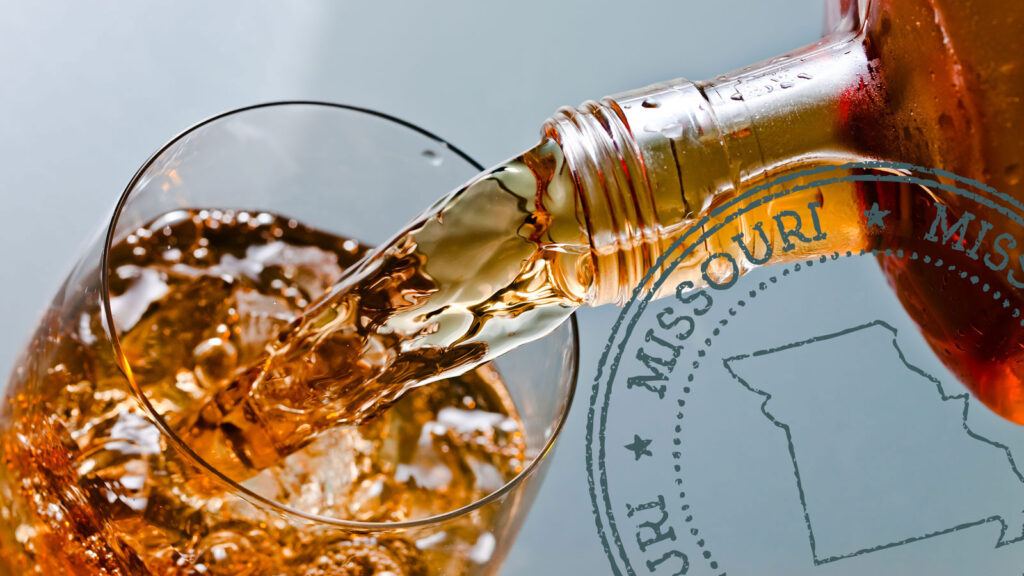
[{"x1": 542, "y1": 0, "x2": 1023, "y2": 417}]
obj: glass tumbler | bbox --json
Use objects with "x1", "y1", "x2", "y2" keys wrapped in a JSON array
[{"x1": 0, "y1": 102, "x2": 579, "y2": 575}]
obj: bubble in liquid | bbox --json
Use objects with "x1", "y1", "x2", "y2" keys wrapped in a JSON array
[
  {"x1": 196, "y1": 530, "x2": 267, "y2": 576},
  {"x1": 14, "y1": 524, "x2": 35, "y2": 544},
  {"x1": 162, "y1": 248, "x2": 183, "y2": 262},
  {"x1": 193, "y1": 337, "x2": 238, "y2": 388}
]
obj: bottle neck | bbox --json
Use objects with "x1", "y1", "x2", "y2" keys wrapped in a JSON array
[{"x1": 544, "y1": 33, "x2": 875, "y2": 305}]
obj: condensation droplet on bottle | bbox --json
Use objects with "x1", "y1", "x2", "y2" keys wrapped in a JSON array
[
  {"x1": 780, "y1": 82, "x2": 794, "y2": 89},
  {"x1": 643, "y1": 122, "x2": 683, "y2": 139},
  {"x1": 422, "y1": 149, "x2": 444, "y2": 167},
  {"x1": 797, "y1": 72, "x2": 812, "y2": 80},
  {"x1": 730, "y1": 92, "x2": 744, "y2": 101},
  {"x1": 660, "y1": 123, "x2": 683, "y2": 139},
  {"x1": 641, "y1": 99, "x2": 659, "y2": 109}
]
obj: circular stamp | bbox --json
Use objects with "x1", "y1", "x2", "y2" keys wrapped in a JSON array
[{"x1": 587, "y1": 162, "x2": 1024, "y2": 575}]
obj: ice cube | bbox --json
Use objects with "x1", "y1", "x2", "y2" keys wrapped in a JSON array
[{"x1": 231, "y1": 288, "x2": 294, "y2": 362}]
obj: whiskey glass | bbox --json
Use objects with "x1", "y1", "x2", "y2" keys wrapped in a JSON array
[{"x1": 0, "y1": 102, "x2": 579, "y2": 575}]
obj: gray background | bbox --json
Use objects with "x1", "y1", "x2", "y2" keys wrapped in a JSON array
[{"x1": 0, "y1": 1, "x2": 822, "y2": 573}]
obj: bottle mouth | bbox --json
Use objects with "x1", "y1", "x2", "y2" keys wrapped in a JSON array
[
  {"x1": 99, "y1": 100, "x2": 581, "y2": 531},
  {"x1": 544, "y1": 98, "x2": 665, "y2": 306}
]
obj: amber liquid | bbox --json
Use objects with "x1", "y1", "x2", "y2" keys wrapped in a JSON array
[{"x1": 0, "y1": 211, "x2": 525, "y2": 575}]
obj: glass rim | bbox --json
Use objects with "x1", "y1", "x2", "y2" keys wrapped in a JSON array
[{"x1": 99, "y1": 100, "x2": 581, "y2": 531}]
